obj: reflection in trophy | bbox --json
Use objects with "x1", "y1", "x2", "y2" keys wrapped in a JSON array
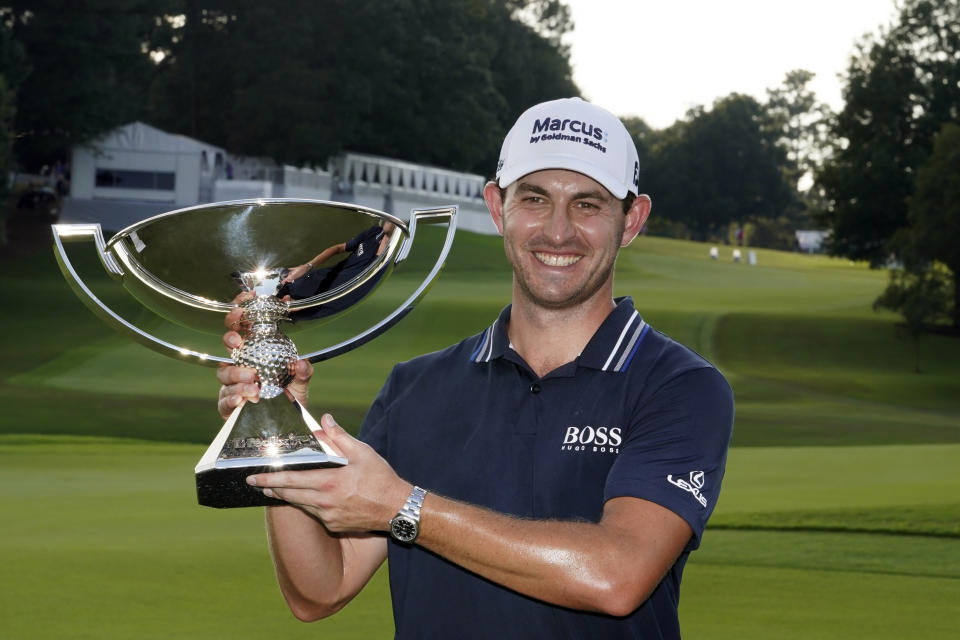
[
  {"x1": 52, "y1": 199, "x2": 456, "y2": 508},
  {"x1": 279, "y1": 221, "x2": 397, "y2": 322}
]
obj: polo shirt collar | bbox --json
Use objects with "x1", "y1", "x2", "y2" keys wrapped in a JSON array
[
  {"x1": 469, "y1": 304, "x2": 513, "y2": 364},
  {"x1": 470, "y1": 297, "x2": 650, "y2": 373}
]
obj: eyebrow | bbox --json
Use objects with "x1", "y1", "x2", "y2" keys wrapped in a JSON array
[
  {"x1": 514, "y1": 182, "x2": 550, "y2": 197},
  {"x1": 514, "y1": 182, "x2": 611, "y2": 202}
]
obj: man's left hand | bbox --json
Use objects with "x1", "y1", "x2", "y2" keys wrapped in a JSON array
[{"x1": 246, "y1": 413, "x2": 411, "y2": 533}]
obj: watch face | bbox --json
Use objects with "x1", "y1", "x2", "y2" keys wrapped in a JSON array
[{"x1": 391, "y1": 516, "x2": 418, "y2": 542}]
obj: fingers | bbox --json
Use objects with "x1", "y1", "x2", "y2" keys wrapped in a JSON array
[
  {"x1": 218, "y1": 294, "x2": 257, "y2": 418},
  {"x1": 224, "y1": 306, "x2": 246, "y2": 348},
  {"x1": 291, "y1": 359, "x2": 313, "y2": 386},
  {"x1": 310, "y1": 413, "x2": 348, "y2": 457},
  {"x1": 294, "y1": 358, "x2": 314, "y2": 382},
  {"x1": 247, "y1": 468, "x2": 329, "y2": 491},
  {"x1": 216, "y1": 362, "x2": 257, "y2": 386},
  {"x1": 223, "y1": 329, "x2": 243, "y2": 351},
  {"x1": 313, "y1": 413, "x2": 357, "y2": 454},
  {"x1": 245, "y1": 468, "x2": 337, "y2": 508},
  {"x1": 283, "y1": 359, "x2": 313, "y2": 406},
  {"x1": 320, "y1": 412, "x2": 348, "y2": 437},
  {"x1": 217, "y1": 389, "x2": 244, "y2": 419},
  {"x1": 282, "y1": 265, "x2": 307, "y2": 284},
  {"x1": 230, "y1": 291, "x2": 255, "y2": 305},
  {"x1": 217, "y1": 362, "x2": 260, "y2": 418},
  {"x1": 225, "y1": 294, "x2": 252, "y2": 335}
]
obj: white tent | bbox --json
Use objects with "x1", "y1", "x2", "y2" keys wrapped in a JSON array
[{"x1": 70, "y1": 122, "x2": 226, "y2": 206}]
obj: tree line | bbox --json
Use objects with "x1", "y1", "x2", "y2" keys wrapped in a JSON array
[
  {"x1": 0, "y1": 0, "x2": 577, "y2": 176},
  {"x1": 1, "y1": 0, "x2": 957, "y2": 332},
  {"x1": 0, "y1": 1, "x2": 827, "y2": 243}
]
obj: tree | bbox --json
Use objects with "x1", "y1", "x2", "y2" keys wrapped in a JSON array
[
  {"x1": 873, "y1": 265, "x2": 952, "y2": 372},
  {"x1": 645, "y1": 94, "x2": 795, "y2": 242},
  {"x1": 0, "y1": 12, "x2": 26, "y2": 198},
  {"x1": 145, "y1": 0, "x2": 578, "y2": 174},
  {"x1": 764, "y1": 69, "x2": 833, "y2": 222},
  {"x1": 765, "y1": 70, "x2": 832, "y2": 183},
  {"x1": 873, "y1": 122, "x2": 960, "y2": 369},
  {"x1": 506, "y1": 0, "x2": 574, "y2": 49},
  {"x1": 0, "y1": 74, "x2": 14, "y2": 192},
  {"x1": 817, "y1": 0, "x2": 960, "y2": 266},
  {"x1": 897, "y1": 122, "x2": 960, "y2": 328},
  {"x1": 5, "y1": 0, "x2": 160, "y2": 170},
  {"x1": 0, "y1": 0, "x2": 576, "y2": 177},
  {"x1": 622, "y1": 115, "x2": 657, "y2": 182}
]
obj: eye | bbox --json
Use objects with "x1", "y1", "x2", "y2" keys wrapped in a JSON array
[{"x1": 574, "y1": 200, "x2": 601, "y2": 212}]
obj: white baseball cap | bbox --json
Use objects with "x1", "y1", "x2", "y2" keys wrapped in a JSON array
[{"x1": 495, "y1": 97, "x2": 640, "y2": 199}]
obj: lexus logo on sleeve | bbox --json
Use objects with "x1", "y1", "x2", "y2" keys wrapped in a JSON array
[{"x1": 667, "y1": 471, "x2": 708, "y2": 507}]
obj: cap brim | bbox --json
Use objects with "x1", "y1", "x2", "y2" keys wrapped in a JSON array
[{"x1": 497, "y1": 156, "x2": 630, "y2": 199}]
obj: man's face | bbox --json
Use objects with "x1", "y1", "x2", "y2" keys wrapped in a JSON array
[{"x1": 490, "y1": 169, "x2": 638, "y2": 311}]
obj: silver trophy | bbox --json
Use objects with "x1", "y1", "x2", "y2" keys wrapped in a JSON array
[{"x1": 52, "y1": 199, "x2": 456, "y2": 508}]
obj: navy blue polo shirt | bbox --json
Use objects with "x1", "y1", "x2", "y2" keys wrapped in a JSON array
[
  {"x1": 359, "y1": 297, "x2": 734, "y2": 639},
  {"x1": 340, "y1": 225, "x2": 384, "y2": 271}
]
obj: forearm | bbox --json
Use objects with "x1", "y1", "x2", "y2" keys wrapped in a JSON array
[
  {"x1": 306, "y1": 243, "x2": 346, "y2": 268},
  {"x1": 265, "y1": 505, "x2": 385, "y2": 621},
  {"x1": 415, "y1": 494, "x2": 689, "y2": 616}
]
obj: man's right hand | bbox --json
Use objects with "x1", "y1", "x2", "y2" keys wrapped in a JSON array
[
  {"x1": 216, "y1": 301, "x2": 314, "y2": 419},
  {"x1": 282, "y1": 263, "x2": 311, "y2": 284}
]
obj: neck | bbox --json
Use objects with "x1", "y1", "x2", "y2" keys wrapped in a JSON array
[{"x1": 507, "y1": 289, "x2": 616, "y2": 378}]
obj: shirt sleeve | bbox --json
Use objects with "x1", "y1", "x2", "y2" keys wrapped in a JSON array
[
  {"x1": 345, "y1": 226, "x2": 378, "y2": 253},
  {"x1": 603, "y1": 366, "x2": 734, "y2": 550}
]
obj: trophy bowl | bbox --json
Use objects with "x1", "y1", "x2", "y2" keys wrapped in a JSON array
[{"x1": 52, "y1": 199, "x2": 457, "y2": 508}]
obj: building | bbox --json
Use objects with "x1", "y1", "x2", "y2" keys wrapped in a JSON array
[
  {"x1": 65, "y1": 122, "x2": 226, "y2": 227},
  {"x1": 794, "y1": 229, "x2": 830, "y2": 253},
  {"x1": 62, "y1": 122, "x2": 495, "y2": 235}
]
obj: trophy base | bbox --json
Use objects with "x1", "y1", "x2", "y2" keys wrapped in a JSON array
[
  {"x1": 194, "y1": 397, "x2": 348, "y2": 508},
  {"x1": 196, "y1": 455, "x2": 345, "y2": 508}
]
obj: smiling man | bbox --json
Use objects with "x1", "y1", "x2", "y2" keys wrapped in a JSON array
[{"x1": 217, "y1": 97, "x2": 734, "y2": 639}]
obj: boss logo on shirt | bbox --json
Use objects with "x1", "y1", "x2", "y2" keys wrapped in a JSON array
[{"x1": 560, "y1": 425, "x2": 621, "y2": 454}]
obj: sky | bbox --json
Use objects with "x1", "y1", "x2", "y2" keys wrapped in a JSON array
[{"x1": 563, "y1": 0, "x2": 901, "y2": 128}]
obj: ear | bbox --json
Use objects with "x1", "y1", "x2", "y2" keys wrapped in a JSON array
[
  {"x1": 483, "y1": 181, "x2": 505, "y2": 236},
  {"x1": 621, "y1": 194, "x2": 651, "y2": 247}
]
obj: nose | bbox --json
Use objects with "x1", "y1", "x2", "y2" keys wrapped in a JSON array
[{"x1": 542, "y1": 203, "x2": 576, "y2": 243}]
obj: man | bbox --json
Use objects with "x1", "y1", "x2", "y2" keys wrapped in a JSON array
[{"x1": 217, "y1": 97, "x2": 734, "y2": 638}]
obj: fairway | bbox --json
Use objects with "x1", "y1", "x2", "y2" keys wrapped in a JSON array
[{"x1": 1, "y1": 229, "x2": 958, "y2": 638}]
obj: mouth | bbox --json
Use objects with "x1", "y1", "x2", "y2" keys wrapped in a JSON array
[{"x1": 533, "y1": 251, "x2": 582, "y2": 267}]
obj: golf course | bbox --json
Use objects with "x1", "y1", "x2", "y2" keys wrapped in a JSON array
[{"x1": 1, "y1": 222, "x2": 957, "y2": 638}]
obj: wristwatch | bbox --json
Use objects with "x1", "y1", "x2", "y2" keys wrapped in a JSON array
[{"x1": 389, "y1": 485, "x2": 427, "y2": 543}]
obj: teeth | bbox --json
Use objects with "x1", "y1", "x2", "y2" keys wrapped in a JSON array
[{"x1": 534, "y1": 252, "x2": 581, "y2": 267}]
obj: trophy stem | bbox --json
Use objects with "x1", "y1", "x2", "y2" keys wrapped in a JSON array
[{"x1": 195, "y1": 395, "x2": 347, "y2": 508}]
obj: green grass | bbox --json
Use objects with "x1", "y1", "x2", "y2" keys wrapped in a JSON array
[
  {"x1": 2, "y1": 223, "x2": 959, "y2": 638},
  {"x1": 711, "y1": 444, "x2": 960, "y2": 536},
  {"x1": 681, "y1": 562, "x2": 960, "y2": 638},
  {"x1": 0, "y1": 436, "x2": 392, "y2": 639}
]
